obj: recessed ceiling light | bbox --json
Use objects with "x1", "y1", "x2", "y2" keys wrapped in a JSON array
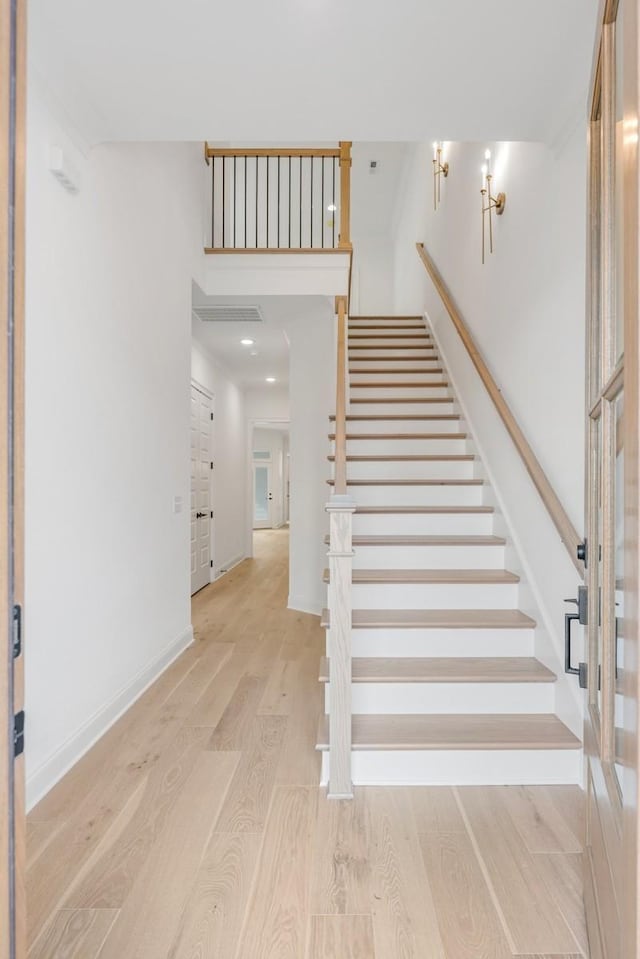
[
  {"x1": 240, "y1": 338, "x2": 254, "y2": 346},
  {"x1": 266, "y1": 377, "x2": 276, "y2": 383},
  {"x1": 327, "y1": 203, "x2": 337, "y2": 212}
]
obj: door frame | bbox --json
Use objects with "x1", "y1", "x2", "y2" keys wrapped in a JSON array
[
  {"x1": 190, "y1": 378, "x2": 214, "y2": 589},
  {"x1": 245, "y1": 417, "x2": 289, "y2": 557},
  {"x1": 1, "y1": 0, "x2": 26, "y2": 955},
  {"x1": 583, "y1": 1, "x2": 640, "y2": 955}
]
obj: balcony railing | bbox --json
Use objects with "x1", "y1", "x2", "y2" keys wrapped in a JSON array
[{"x1": 204, "y1": 143, "x2": 352, "y2": 253}]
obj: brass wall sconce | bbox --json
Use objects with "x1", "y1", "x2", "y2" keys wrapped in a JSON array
[
  {"x1": 480, "y1": 150, "x2": 506, "y2": 263},
  {"x1": 432, "y1": 141, "x2": 449, "y2": 210}
]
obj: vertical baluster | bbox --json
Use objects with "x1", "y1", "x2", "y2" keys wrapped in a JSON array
[
  {"x1": 222, "y1": 156, "x2": 226, "y2": 249},
  {"x1": 255, "y1": 156, "x2": 259, "y2": 249},
  {"x1": 321, "y1": 157, "x2": 325, "y2": 249},
  {"x1": 233, "y1": 156, "x2": 236, "y2": 248},
  {"x1": 310, "y1": 156, "x2": 314, "y2": 249},
  {"x1": 332, "y1": 157, "x2": 336, "y2": 248},
  {"x1": 277, "y1": 156, "x2": 281, "y2": 249},
  {"x1": 211, "y1": 157, "x2": 216, "y2": 248},
  {"x1": 244, "y1": 156, "x2": 247, "y2": 248},
  {"x1": 299, "y1": 155, "x2": 302, "y2": 249},
  {"x1": 266, "y1": 156, "x2": 270, "y2": 249},
  {"x1": 288, "y1": 157, "x2": 292, "y2": 248}
]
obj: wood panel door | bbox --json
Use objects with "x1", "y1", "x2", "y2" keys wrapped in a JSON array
[
  {"x1": 190, "y1": 384, "x2": 213, "y2": 595},
  {"x1": 1, "y1": 0, "x2": 26, "y2": 956},
  {"x1": 583, "y1": 1, "x2": 640, "y2": 955}
]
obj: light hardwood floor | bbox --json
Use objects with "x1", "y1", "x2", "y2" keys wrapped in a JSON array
[{"x1": 27, "y1": 529, "x2": 588, "y2": 958}]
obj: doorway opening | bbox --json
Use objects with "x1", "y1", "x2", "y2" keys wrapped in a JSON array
[{"x1": 251, "y1": 422, "x2": 290, "y2": 550}]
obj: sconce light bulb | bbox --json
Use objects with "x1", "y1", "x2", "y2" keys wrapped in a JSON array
[
  {"x1": 484, "y1": 149, "x2": 491, "y2": 160},
  {"x1": 432, "y1": 142, "x2": 438, "y2": 150},
  {"x1": 481, "y1": 164, "x2": 488, "y2": 176}
]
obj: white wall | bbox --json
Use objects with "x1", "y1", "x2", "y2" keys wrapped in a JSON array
[
  {"x1": 392, "y1": 130, "x2": 588, "y2": 735},
  {"x1": 245, "y1": 385, "x2": 289, "y2": 421},
  {"x1": 394, "y1": 132, "x2": 587, "y2": 531},
  {"x1": 191, "y1": 340, "x2": 246, "y2": 576},
  {"x1": 25, "y1": 84, "x2": 204, "y2": 806}
]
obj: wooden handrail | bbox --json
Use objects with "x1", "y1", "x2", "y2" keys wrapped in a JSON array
[
  {"x1": 205, "y1": 144, "x2": 340, "y2": 159},
  {"x1": 334, "y1": 295, "x2": 348, "y2": 494},
  {"x1": 416, "y1": 242, "x2": 584, "y2": 575}
]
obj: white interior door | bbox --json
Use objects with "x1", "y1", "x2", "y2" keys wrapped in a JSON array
[
  {"x1": 190, "y1": 384, "x2": 212, "y2": 594},
  {"x1": 253, "y1": 462, "x2": 273, "y2": 529}
]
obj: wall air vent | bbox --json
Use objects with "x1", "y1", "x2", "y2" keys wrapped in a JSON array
[{"x1": 193, "y1": 305, "x2": 264, "y2": 323}]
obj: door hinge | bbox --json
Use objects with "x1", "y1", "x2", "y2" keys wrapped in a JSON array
[
  {"x1": 210, "y1": 560, "x2": 213, "y2": 568},
  {"x1": 210, "y1": 412, "x2": 213, "y2": 421},
  {"x1": 210, "y1": 510, "x2": 213, "y2": 519},
  {"x1": 14, "y1": 710, "x2": 25, "y2": 758},
  {"x1": 12, "y1": 604, "x2": 22, "y2": 658},
  {"x1": 210, "y1": 462, "x2": 213, "y2": 470}
]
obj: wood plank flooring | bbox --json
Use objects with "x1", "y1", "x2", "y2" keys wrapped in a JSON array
[{"x1": 27, "y1": 529, "x2": 589, "y2": 958}]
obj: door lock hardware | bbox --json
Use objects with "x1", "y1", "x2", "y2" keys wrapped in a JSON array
[
  {"x1": 195, "y1": 511, "x2": 207, "y2": 518},
  {"x1": 564, "y1": 587, "x2": 588, "y2": 689}
]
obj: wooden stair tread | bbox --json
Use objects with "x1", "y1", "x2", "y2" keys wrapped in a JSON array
[
  {"x1": 351, "y1": 398, "x2": 453, "y2": 404},
  {"x1": 327, "y1": 478, "x2": 484, "y2": 486},
  {"x1": 320, "y1": 608, "x2": 535, "y2": 629},
  {"x1": 316, "y1": 714, "x2": 580, "y2": 751},
  {"x1": 350, "y1": 381, "x2": 448, "y2": 388},
  {"x1": 348, "y1": 326, "x2": 426, "y2": 332},
  {"x1": 328, "y1": 454, "x2": 474, "y2": 462},
  {"x1": 322, "y1": 568, "x2": 518, "y2": 584},
  {"x1": 350, "y1": 355, "x2": 437, "y2": 361},
  {"x1": 329, "y1": 432, "x2": 467, "y2": 440},
  {"x1": 349, "y1": 315, "x2": 423, "y2": 320},
  {"x1": 348, "y1": 333, "x2": 431, "y2": 340},
  {"x1": 349, "y1": 343, "x2": 435, "y2": 360},
  {"x1": 318, "y1": 656, "x2": 555, "y2": 684},
  {"x1": 330, "y1": 414, "x2": 461, "y2": 421},
  {"x1": 354, "y1": 505, "x2": 491, "y2": 513},
  {"x1": 323, "y1": 534, "x2": 505, "y2": 546}
]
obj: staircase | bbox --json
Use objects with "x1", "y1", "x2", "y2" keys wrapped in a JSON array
[{"x1": 318, "y1": 315, "x2": 581, "y2": 786}]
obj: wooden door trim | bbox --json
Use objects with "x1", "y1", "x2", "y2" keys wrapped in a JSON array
[{"x1": 1, "y1": 0, "x2": 26, "y2": 955}]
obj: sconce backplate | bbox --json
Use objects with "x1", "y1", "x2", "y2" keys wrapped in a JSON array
[
  {"x1": 495, "y1": 192, "x2": 506, "y2": 215},
  {"x1": 442, "y1": 162, "x2": 449, "y2": 177}
]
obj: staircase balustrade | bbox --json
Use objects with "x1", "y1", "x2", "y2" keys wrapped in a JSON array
[{"x1": 204, "y1": 143, "x2": 352, "y2": 253}]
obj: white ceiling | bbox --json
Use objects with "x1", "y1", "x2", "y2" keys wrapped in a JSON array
[
  {"x1": 30, "y1": 0, "x2": 598, "y2": 145},
  {"x1": 193, "y1": 289, "x2": 330, "y2": 390}
]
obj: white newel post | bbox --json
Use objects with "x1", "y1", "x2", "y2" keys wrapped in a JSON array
[{"x1": 326, "y1": 493, "x2": 356, "y2": 799}]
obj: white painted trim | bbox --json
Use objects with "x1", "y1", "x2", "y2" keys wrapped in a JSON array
[
  {"x1": 26, "y1": 624, "x2": 194, "y2": 810},
  {"x1": 245, "y1": 416, "x2": 290, "y2": 557},
  {"x1": 288, "y1": 594, "x2": 323, "y2": 617},
  {"x1": 214, "y1": 552, "x2": 246, "y2": 579},
  {"x1": 191, "y1": 378, "x2": 215, "y2": 586}
]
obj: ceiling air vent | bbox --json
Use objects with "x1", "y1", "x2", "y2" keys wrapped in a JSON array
[{"x1": 193, "y1": 305, "x2": 264, "y2": 323}]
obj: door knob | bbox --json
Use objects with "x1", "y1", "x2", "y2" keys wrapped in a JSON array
[{"x1": 196, "y1": 511, "x2": 207, "y2": 518}]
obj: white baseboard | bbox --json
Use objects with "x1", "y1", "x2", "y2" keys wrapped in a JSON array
[
  {"x1": 26, "y1": 624, "x2": 194, "y2": 811},
  {"x1": 288, "y1": 594, "x2": 323, "y2": 617},
  {"x1": 214, "y1": 553, "x2": 245, "y2": 580}
]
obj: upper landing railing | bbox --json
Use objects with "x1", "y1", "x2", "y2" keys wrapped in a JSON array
[{"x1": 204, "y1": 142, "x2": 352, "y2": 254}]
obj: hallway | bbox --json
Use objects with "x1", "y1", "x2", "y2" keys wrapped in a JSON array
[{"x1": 27, "y1": 530, "x2": 587, "y2": 958}]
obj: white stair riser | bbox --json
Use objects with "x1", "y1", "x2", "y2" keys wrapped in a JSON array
[
  {"x1": 350, "y1": 370, "x2": 443, "y2": 383},
  {"x1": 348, "y1": 338, "x2": 432, "y2": 348},
  {"x1": 350, "y1": 385, "x2": 450, "y2": 399},
  {"x1": 349, "y1": 402, "x2": 457, "y2": 415},
  {"x1": 352, "y1": 544, "x2": 505, "y2": 569},
  {"x1": 350, "y1": 581, "x2": 519, "y2": 609},
  {"x1": 348, "y1": 484, "x2": 484, "y2": 506},
  {"x1": 324, "y1": 682, "x2": 554, "y2": 715},
  {"x1": 350, "y1": 627, "x2": 535, "y2": 657},
  {"x1": 344, "y1": 460, "x2": 474, "y2": 480},
  {"x1": 339, "y1": 438, "x2": 469, "y2": 455},
  {"x1": 349, "y1": 360, "x2": 441, "y2": 372},
  {"x1": 321, "y1": 749, "x2": 582, "y2": 786},
  {"x1": 349, "y1": 349, "x2": 438, "y2": 360},
  {"x1": 341, "y1": 419, "x2": 463, "y2": 435},
  {"x1": 352, "y1": 512, "x2": 493, "y2": 535}
]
